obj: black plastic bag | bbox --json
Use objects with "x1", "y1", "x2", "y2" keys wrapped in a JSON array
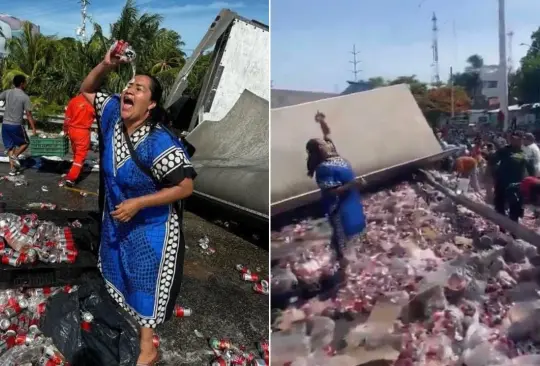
[{"x1": 40, "y1": 276, "x2": 140, "y2": 366}]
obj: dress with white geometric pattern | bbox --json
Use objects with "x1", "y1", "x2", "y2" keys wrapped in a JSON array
[{"x1": 93, "y1": 91, "x2": 196, "y2": 328}]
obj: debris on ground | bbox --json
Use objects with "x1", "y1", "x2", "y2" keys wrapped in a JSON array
[
  {"x1": 0, "y1": 286, "x2": 73, "y2": 365},
  {"x1": 271, "y1": 181, "x2": 540, "y2": 366},
  {"x1": 0, "y1": 213, "x2": 77, "y2": 265}
]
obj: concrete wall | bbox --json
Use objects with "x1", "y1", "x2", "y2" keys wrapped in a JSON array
[
  {"x1": 203, "y1": 19, "x2": 269, "y2": 122},
  {"x1": 271, "y1": 84, "x2": 443, "y2": 210}
]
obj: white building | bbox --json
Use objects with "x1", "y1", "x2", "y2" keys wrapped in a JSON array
[
  {"x1": 0, "y1": 14, "x2": 40, "y2": 58},
  {"x1": 478, "y1": 65, "x2": 500, "y2": 104}
]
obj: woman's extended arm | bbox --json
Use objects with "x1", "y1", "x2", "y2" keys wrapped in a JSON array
[
  {"x1": 315, "y1": 111, "x2": 331, "y2": 140},
  {"x1": 111, "y1": 179, "x2": 194, "y2": 222}
]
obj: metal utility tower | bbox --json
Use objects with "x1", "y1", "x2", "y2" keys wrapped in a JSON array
[
  {"x1": 507, "y1": 30, "x2": 514, "y2": 73},
  {"x1": 349, "y1": 44, "x2": 361, "y2": 82},
  {"x1": 431, "y1": 12, "x2": 441, "y2": 84},
  {"x1": 498, "y1": 0, "x2": 509, "y2": 131},
  {"x1": 76, "y1": 0, "x2": 90, "y2": 43}
]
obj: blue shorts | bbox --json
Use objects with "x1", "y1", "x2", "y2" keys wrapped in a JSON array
[{"x1": 2, "y1": 124, "x2": 29, "y2": 150}]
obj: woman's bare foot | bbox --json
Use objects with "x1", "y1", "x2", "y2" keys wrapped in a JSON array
[
  {"x1": 137, "y1": 343, "x2": 158, "y2": 365},
  {"x1": 138, "y1": 327, "x2": 159, "y2": 365}
]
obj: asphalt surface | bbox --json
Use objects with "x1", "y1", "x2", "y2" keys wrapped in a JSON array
[{"x1": 0, "y1": 163, "x2": 269, "y2": 365}]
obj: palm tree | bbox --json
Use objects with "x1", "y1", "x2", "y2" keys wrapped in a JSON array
[
  {"x1": 105, "y1": 0, "x2": 186, "y2": 95},
  {"x1": 1, "y1": 0, "x2": 191, "y2": 116},
  {"x1": 1, "y1": 22, "x2": 56, "y2": 92}
]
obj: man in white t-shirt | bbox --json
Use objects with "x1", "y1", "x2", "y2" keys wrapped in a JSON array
[{"x1": 523, "y1": 133, "x2": 540, "y2": 176}]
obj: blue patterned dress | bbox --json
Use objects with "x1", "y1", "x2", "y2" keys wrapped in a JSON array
[
  {"x1": 315, "y1": 157, "x2": 366, "y2": 258},
  {"x1": 93, "y1": 91, "x2": 196, "y2": 328}
]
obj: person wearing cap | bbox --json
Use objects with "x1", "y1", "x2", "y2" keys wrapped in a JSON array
[
  {"x1": 489, "y1": 131, "x2": 536, "y2": 222},
  {"x1": 523, "y1": 132, "x2": 540, "y2": 176}
]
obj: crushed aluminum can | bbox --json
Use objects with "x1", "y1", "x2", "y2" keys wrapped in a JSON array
[
  {"x1": 209, "y1": 337, "x2": 232, "y2": 350},
  {"x1": 0, "y1": 317, "x2": 10, "y2": 331},
  {"x1": 44, "y1": 344, "x2": 65, "y2": 364},
  {"x1": 242, "y1": 273, "x2": 259, "y2": 282},
  {"x1": 211, "y1": 358, "x2": 227, "y2": 366},
  {"x1": 236, "y1": 264, "x2": 251, "y2": 274},
  {"x1": 81, "y1": 312, "x2": 94, "y2": 331},
  {"x1": 253, "y1": 281, "x2": 269, "y2": 295},
  {"x1": 110, "y1": 40, "x2": 136, "y2": 62},
  {"x1": 173, "y1": 305, "x2": 192, "y2": 317}
]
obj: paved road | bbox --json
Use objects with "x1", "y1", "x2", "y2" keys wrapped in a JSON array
[{"x1": 0, "y1": 164, "x2": 269, "y2": 365}]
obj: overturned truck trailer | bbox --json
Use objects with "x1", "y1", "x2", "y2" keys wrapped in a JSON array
[
  {"x1": 271, "y1": 84, "x2": 455, "y2": 216},
  {"x1": 165, "y1": 9, "x2": 269, "y2": 223}
]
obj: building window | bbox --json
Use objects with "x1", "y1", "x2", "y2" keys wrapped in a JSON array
[{"x1": 484, "y1": 80, "x2": 498, "y2": 89}]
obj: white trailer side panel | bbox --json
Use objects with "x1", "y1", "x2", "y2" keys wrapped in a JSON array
[
  {"x1": 271, "y1": 84, "x2": 443, "y2": 209},
  {"x1": 203, "y1": 19, "x2": 269, "y2": 122}
]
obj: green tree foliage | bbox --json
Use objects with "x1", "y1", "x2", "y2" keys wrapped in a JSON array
[
  {"x1": 450, "y1": 54, "x2": 485, "y2": 107},
  {"x1": 514, "y1": 28, "x2": 540, "y2": 103},
  {"x1": 1, "y1": 0, "x2": 209, "y2": 120},
  {"x1": 369, "y1": 75, "x2": 471, "y2": 127}
]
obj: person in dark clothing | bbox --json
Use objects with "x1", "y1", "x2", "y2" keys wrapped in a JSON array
[{"x1": 489, "y1": 131, "x2": 536, "y2": 222}]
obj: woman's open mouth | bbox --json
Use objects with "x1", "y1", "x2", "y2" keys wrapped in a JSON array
[{"x1": 122, "y1": 96, "x2": 134, "y2": 111}]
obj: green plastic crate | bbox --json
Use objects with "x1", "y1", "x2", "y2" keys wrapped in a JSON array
[{"x1": 30, "y1": 136, "x2": 70, "y2": 157}]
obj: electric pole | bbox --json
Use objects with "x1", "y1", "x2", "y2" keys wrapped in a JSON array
[
  {"x1": 498, "y1": 0, "x2": 509, "y2": 131},
  {"x1": 350, "y1": 44, "x2": 361, "y2": 82},
  {"x1": 431, "y1": 12, "x2": 441, "y2": 84}
]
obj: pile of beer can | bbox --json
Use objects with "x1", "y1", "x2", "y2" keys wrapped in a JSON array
[
  {"x1": 0, "y1": 286, "x2": 73, "y2": 365},
  {"x1": 271, "y1": 181, "x2": 540, "y2": 365},
  {"x1": 237, "y1": 265, "x2": 269, "y2": 295},
  {"x1": 0, "y1": 213, "x2": 78, "y2": 266},
  {"x1": 210, "y1": 337, "x2": 269, "y2": 365}
]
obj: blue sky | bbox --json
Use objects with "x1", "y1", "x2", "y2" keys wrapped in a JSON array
[
  {"x1": 272, "y1": 0, "x2": 540, "y2": 92},
  {"x1": 0, "y1": 0, "x2": 268, "y2": 53}
]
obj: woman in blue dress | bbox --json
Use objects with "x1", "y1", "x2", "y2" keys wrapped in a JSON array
[
  {"x1": 80, "y1": 44, "x2": 196, "y2": 365},
  {"x1": 306, "y1": 112, "x2": 366, "y2": 273}
]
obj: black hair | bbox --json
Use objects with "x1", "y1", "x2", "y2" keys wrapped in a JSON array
[
  {"x1": 511, "y1": 130, "x2": 523, "y2": 138},
  {"x1": 306, "y1": 139, "x2": 324, "y2": 178},
  {"x1": 13, "y1": 75, "x2": 26, "y2": 87},
  {"x1": 144, "y1": 74, "x2": 170, "y2": 128}
]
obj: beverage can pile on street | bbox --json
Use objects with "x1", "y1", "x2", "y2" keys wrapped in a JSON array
[
  {"x1": 0, "y1": 286, "x2": 73, "y2": 365},
  {"x1": 0, "y1": 213, "x2": 78, "y2": 266},
  {"x1": 271, "y1": 181, "x2": 540, "y2": 366}
]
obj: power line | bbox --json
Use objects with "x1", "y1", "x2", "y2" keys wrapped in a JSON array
[{"x1": 349, "y1": 44, "x2": 361, "y2": 82}]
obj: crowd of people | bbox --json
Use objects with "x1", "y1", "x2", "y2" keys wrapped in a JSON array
[
  {"x1": 0, "y1": 43, "x2": 195, "y2": 366},
  {"x1": 439, "y1": 127, "x2": 540, "y2": 226}
]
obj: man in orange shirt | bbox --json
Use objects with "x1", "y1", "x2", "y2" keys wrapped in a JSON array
[{"x1": 63, "y1": 94, "x2": 95, "y2": 186}]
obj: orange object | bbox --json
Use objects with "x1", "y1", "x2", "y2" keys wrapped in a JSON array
[
  {"x1": 64, "y1": 94, "x2": 95, "y2": 130},
  {"x1": 455, "y1": 156, "x2": 477, "y2": 175},
  {"x1": 64, "y1": 95, "x2": 95, "y2": 182}
]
